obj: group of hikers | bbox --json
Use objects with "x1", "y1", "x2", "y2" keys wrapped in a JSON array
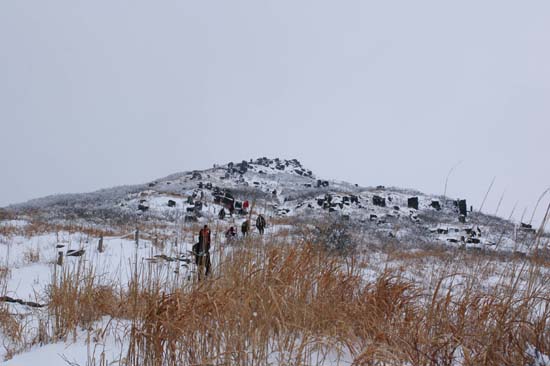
[
  {"x1": 218, "y1": 200, "x2": 250, "y2": 219},
  {"x1": 225, "y1": 214, "x2": 266, "y2": 239},
  {"x1": 192, "y1": 214, "x2": 267, "y2": 279}
]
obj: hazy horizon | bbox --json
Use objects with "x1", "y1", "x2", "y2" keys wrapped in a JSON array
[{"x1": 1, "y1": 1, "x2": 549, "y2": 227}]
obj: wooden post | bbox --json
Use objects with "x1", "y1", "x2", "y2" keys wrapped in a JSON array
[
  {"x1": 135, "y1": 228, "x2": 139, "y2": 247},
  {"x1": 98, "y1": 236, "x2": 104, "y2": 253},
  {"x1": 57, "y1": 251, "x2": 63, "y2": 266}
]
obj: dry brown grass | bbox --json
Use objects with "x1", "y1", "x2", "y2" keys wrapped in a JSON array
[
  {"x1": 0, "y1": 226, "x2": 17, "y2": 237},
  {"x1": 47, "y1": 260, "x2": 122, "y2": 340},
  {"x1": 18, "y1": 219, "x2": 121, "y2": 239},
  {"x1": 121, "y1": 242, "x2": 550, "y2": 365},
  {"x1": 1, "y1": 226, "x2": 549, "y2": 365},
  {"x1": 0, "y1": 305, "x2": 24, "y2": 360}
]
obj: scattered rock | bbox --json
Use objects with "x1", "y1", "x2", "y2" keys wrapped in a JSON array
[
  {"x1": 373, "y1": 196, "x2": 386, "y2": 207},
  {"x1": 458, "y1": 199, "x2": 468, "y2": 217},
  {"x1": 408, "y1": 197, "x2": 419, "y2": 210},
  {"x1": 67, "y1": 249, "x2": 85, "y2": 257},
  {"x1": 185, "y1": 215, "x2": 198, "y2": 222},
  {"x1": 317, "y1": 180, "x2": 329, "y2": 188}
]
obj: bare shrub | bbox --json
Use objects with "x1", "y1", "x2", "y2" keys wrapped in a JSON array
[
  {"x1": 23, "y1": 248, "x2": 40, "y2": 264},
  {"x1": 311, "y1": 216, "x2": 357, "y2": 253}
]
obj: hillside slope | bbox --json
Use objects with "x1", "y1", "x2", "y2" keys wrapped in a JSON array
[{"x1": 4, "y1": 157, "x2": 543, "y2": 254}]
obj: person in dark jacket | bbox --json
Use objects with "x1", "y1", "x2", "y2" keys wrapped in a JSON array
[
  {"x1": 218, "y1": 208, "x2": 226, "y2": 220},
  {"x1": 256, "y1": 214, "x2": 266, "y2": 235},
  {"x1": 195, "y1": 224, "x2": 211, "y2": 279},
  {"x1": 241, "y1": 220, "x2": 250, "y2": 237},
  {"x1": 225, "y1": 226, "x2": 236, "y2": 242}
]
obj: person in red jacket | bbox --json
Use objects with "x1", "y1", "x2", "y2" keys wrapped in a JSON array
[{"x1": 195, "y1": 224, "x2": 211, "y2": 279}]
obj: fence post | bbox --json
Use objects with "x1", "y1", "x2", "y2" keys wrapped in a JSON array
[{"x1": 98, "y1": 235, "x2": 104, "y2": 253}]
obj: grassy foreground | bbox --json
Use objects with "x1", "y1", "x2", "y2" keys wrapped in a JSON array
[{"x1": 38, "y1": 238, "x2": 549, "y2": 365}]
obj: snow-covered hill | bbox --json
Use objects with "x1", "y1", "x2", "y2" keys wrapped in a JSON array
[
  {"x1": 1, "y1": 158, "x2": 550, "y2": 366},
  {"x1": 4, "y1": 157, "x2": 545, "y2": 254}
]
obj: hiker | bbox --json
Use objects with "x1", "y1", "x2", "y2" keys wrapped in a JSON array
[
  {"x1": 225, "y1": 226, "x2": 237, "y2": 242},
  {"x1": 243, "y1": 200, "x2": 249, "y2": 210},
  {"x1": 195, "y1": 224, "x2": 211, "y2": 279},
  {"x1": 228, "y1": 202, "x2": 235, "y2": 217},
  {"x1": 218, "y1": 208, "x2": 226, "y2": 220},
  {"x1": 241, "y1": 220, "x2": 250, "y2": 237},
  {"x1": 256, "y1": 214, "x2": 266, "y2": 235}
]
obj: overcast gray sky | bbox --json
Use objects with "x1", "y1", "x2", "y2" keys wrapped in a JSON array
[{"x1": 1, "y1": 1, "x2": 549, "y2": 225}]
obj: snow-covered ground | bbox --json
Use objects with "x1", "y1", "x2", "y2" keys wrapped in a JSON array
[
  {"x1": 1, "y1": 219, "x2": 548, "y2": 364},
  {"x1": 1, "y1": 158, "x2": 549, "y2": 365}
]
